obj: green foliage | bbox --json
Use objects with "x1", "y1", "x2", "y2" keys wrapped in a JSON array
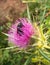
[{"x1": 0, "y1": 30, "x2": 8, "y2": 48}]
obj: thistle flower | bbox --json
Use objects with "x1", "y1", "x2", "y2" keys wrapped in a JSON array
[{"x1": 8, "y1": 18, "x2": 35, "y2": 48}]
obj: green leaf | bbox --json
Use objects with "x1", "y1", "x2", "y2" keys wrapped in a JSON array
[
  {"x1": 24, "y1": 53, "x2": 35, "y2": 65},
  {"x1": 39, "y1": 49, "x2": 50, "y2": 61},
  {"x1": 3, "y1": 50, "x2": 9, "y2": 60}
]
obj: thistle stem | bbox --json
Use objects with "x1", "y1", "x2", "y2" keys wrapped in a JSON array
[{"x1": 27, "y1": 3, "x2": 31, "y2": 21}]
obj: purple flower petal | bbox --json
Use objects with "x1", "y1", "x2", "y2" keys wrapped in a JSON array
[{"x1": 8, "y1": 18, "x2": 35, "y2": 48}]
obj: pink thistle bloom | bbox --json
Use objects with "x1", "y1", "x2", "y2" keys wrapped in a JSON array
[{"x1": 8, "y1": 18, "x2": 35, "y2": 48}]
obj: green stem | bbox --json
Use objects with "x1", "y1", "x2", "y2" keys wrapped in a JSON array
[{"x1": 27, "y1": 3, "x2": 31, "y2": 21}]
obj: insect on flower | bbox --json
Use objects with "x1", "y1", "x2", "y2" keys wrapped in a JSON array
[{"x1": 8, "y1": 18, "x2": 35, "y2": 48}]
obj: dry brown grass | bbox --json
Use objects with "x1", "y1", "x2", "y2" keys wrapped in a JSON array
[{"x1": 0, "y1": 0, "x2": 26, "y2": 25}]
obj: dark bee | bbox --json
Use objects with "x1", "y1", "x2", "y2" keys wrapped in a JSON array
[{"x1": 17, "y1": 22, "x2": 24, "y2": 36}]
